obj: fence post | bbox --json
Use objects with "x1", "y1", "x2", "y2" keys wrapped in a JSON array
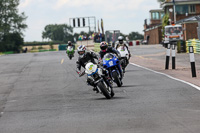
[
  {"x1": 189, "y1": 46, "x2": 197, "y2": 77},
  {"x1": 165, "y1": 44, "x2": 171, "y2": 70},
  {"x1": 172, "y1": 44, "x2": 176, "y2": 69}
]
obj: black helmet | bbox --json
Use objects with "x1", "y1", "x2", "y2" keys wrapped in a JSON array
[
  {"x1": 68, "y1": 41, "x2": 72, "y2": 46},
  {"x1": 100, "y1": 42, "x2": 108, "y2": 52}
]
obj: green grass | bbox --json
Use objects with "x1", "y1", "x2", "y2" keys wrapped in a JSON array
[
  {"x1": 39, "y1": 49, "x2": 57, "y2": 52},
  {"x1": 94, "y1": 43, "x2": 100, "y2": 52},
  {"x1": 0, "y1": 51, "x2": 15, "y2": 55}
]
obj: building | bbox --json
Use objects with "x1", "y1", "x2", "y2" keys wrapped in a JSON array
[
  {"x1": 144, "y1": 0, "x2": 200, "y2": 44},
  {"x1": 161, "y1": 0, "x2": 200, "y2": 40},
  {"x1": 143, "y1": 9, "x2": 164, "y2": 44}
]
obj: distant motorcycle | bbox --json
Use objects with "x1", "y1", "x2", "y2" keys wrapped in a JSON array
[
  {"x1": 83, "y1": 62, "x2": 114, "y2": 99},
  {"x1": 66, "y1": 46, "x2": 74, "y2": 60},
  {"x1": 117, "y1": 46, "x2": 130, "y2": 72},
  {"x1": 103, "y1": 53, "x2": 123, "y2": 87}
]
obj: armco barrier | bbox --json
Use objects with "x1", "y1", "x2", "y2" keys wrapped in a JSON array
[{"x1": 59, "y1": 44, "x2": 67, "y2": 51}]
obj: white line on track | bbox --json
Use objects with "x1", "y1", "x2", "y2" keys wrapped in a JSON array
[
  {"x1": 61, "y1": 59, "x2": 64, "y2": 64},
  {"x1": 130, "y1": 63, "x2": 200, "y2": 91}
]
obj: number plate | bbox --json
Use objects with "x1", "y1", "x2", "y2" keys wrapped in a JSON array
[{"x1": 109, "y1": 61, "x2": 113, "y2": 66}]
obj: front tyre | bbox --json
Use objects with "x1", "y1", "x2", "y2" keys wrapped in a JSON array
[
  {"x1": 113, "y1": 71, "x2": 122, "y2": 87},
  {"x1": 69, "y1": 54, "x2": 72, "y2": 60},
  {"x1": 97, "y1": 81, "x2": 112, "y2": 99}
]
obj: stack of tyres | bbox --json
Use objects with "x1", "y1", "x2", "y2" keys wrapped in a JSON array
[
  {"x1": 196, "y1": 40, "x2": 200, "y2": 54},
  {"x1": 186, "y1": 39, "x2": 200, "y2": 54}
]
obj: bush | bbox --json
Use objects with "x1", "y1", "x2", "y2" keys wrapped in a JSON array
[
  {"x1": 0, "y1": 32, "x2": 24, "y2": 53},
  {"x1": 38, "y1": 46, "x2": 43, "y2": 49},
  {"x1": 49, "y1": 43, "x2": 54, "y2": 49},
  {"x1": 24, "y1": 41, "x2": 64, "y2": 46},
  {"x1": 31, "y1": 46, "x2": 36, "y2": 50}
]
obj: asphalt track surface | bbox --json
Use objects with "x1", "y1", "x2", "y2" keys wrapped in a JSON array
[{"x1": 0, "y1": 51, "x2": 200, "y2": 133}]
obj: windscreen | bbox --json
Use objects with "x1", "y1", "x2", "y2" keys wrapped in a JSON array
[
  {"x1": 103, "y1": 53, "x2": 114, "y2": 60},
  {"x1": 165, "y1": 26, "x2": 182, "y2": 35}
]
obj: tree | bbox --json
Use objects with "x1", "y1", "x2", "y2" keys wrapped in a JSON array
[
  {"x1": 157, "y1": 0, "x2": 165, "y2": 2},
  {"x1": 1, "y1": 32, "x2": 24, "y2": 52},
  {"x1": 162, "y1": 13, "x2": 169, "y2": 38},
  {"x1": 42, "y1": 24, "x2": 73, "y2": 43},
  {"x1": 0, "y1": 0, "x2": 27, "y2": 52},
  {"x1": 128, "y1": 32, "x2": 144, "y2": 40}
]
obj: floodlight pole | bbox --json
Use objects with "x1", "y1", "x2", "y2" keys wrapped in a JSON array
[{"x1": 173, "y1": 0, "x2": 176, "y2": 23}]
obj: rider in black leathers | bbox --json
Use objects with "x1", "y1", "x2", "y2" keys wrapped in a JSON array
[
  {"x1": 98, "y1": 42, "x2": 123, "y2": 77},
  {"x1": 99, "y1": 42, "x2": 121, "y2": 59},
  {"x1": 76, "y1": 45, "x2": 111, "y2": 92}
]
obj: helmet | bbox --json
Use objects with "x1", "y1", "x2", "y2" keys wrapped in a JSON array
[
  {"x1": 100, "y1": 42, "x2": 108, "y2": 52},
  {"x1": 68, "y1": 41, "x2": 72, "y2": 46},
  {"x1": 77, "y1": 45, "x2": 86, "y2": 57},
  {"x1": 118, "y1": 36, "x2": 124, "y2": 44}
]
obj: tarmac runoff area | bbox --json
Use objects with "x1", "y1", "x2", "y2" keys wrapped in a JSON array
[{"x1": 130, "y1": 45, "x2": 200, "y2": 88}]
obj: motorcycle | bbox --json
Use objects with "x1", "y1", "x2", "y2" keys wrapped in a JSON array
[
  {"x1": 84, "y1": 62, "x2": 114, "y2": 99},
  {"x1": 66, "y1": 46, "x2": 74, "y2": 60},
  {"x1": 103, "y1": 53, "x2": 123, "y2": 87},
  {"x1": 117, "y1": 46, "x2": 130, "y2": 72}
]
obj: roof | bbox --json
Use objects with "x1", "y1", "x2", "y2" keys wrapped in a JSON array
[
  {"x1": 165, "y1": 25, "x2": 182, "y2": 28},
  {"x1": 149, "y1": 9, "x2": 164, "y2": 12},
  {"x1": 161, "y1": 0, "x2": 200, "y2": 7},
  {"x1": 173, "y1": 0, "x2": 200, "y2": 2},
  {"x1": 176, "y1": 15, "x2": 200, "y2": 24}
]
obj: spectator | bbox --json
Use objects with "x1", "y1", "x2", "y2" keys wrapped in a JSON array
[
  {"x1": 99, "y1": 33, "x2": 102, "y2": 42},
  {"x1": 170, "y1": 28, "x2": 174, "y2": 34}
]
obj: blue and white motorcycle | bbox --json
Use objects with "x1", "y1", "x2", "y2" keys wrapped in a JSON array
[
  {"x1": 103, "y1": 53, "x2": 123, "y2": 87},
  {"x1": 84, "y1": 62, "x2": 114, "y2": 99}
]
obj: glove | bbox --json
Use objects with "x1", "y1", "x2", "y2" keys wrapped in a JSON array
[
  {"x1": 79, "y1": 71, "x2": 85, "y2": 77},
  {"x1": 77, "y1": 71, "x2": 82, "y2": 77},
  {"x1": 98, "y1": 58, "x2": 102, "y2": 64}
]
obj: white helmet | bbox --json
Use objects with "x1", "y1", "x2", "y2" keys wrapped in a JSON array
[
  {"x1": 118, "y1": 36, "x2": 124, "y2": 44},
  {"x1": 77, "y1": 45, "x2": 86, "y2": 58}
]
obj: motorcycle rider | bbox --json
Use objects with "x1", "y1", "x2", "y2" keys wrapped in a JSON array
[
  {"x1": 99, "y1": 41, "x2": 123, "y2": 77},
  {"x1": 99, "y1": 41, "x2": 121, "y2": 59},
  {"x1": 76, "y1": 45, "x2": 112, "y2": 92},
  {"x1": 66, "y1": 41, "x2": 75, "y2": 55},
  {"x1": 115, "y1": 36, "x2": 131, "y2": 56},
  {"x1": 115, "y1": 36, "x2": 131, "y2": 73}
]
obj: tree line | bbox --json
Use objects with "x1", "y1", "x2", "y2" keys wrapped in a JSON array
[
  {"x1": 0, "y1": 0, "x2": 27, "y2": 52},
  {"x1": 42, "y1": 24, "x2": 144, "y2": 43}
]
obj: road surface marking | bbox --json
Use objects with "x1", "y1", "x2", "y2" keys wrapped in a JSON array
[
  {"x1": 135, "y1": 56, "x2": 152, "y2": 60},
  {"x1": 130, "y1": 63, "x2": 200, "y2": 91},
  {"x1": 61, "y1": 59, "x2": 64, "y2": 64}
]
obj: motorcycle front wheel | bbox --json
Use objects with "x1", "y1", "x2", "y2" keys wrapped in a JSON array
[
  {"x1": 97, "y1": 81, "x2": 112, "y2": 99},
  {"x1": 69, "y1": 54, "x2": 72, "y2": 60},
  {"x1": 112, "y1": 71, "x2": 122, "y2": 87}
]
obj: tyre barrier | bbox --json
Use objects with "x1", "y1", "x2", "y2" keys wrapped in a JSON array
[{"x1": 186, "y1": 39, "x2": 200, "y2": 54}]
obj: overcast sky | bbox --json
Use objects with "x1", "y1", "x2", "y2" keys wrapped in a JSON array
[{"x1": 19, "y1": 0, "x2": 161, "y2": 42}]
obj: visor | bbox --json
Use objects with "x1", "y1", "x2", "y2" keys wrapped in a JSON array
[
  {"x1": 78, "y1": 51, "x2": 85, "y2": 55},
  {"x1": 101, "y1": 46, "x2": 107, "y2": 50},
  {"x1": 119, "y1": 40, "x2": 123, "y2": 44}
]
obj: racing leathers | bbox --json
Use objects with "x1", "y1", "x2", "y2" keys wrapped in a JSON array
[
  {"x1": 66, "y1": 43, "x2": 75, "y2": 55},
  {"x1": 115, "y1": 41, "x2": 131, "y2": 72},
  {"x1": 115, "y1": 41, "x2": 131, "y2": 56},
  {"x1": 99, "y1": 47, "x2": 121, "y2": 59},
  {"x1": 66, "y1": 43, "x2": 75, "y2": 50},
  {"x1": 76, "y1": 51, "x2": 99, "y2": 73}
]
